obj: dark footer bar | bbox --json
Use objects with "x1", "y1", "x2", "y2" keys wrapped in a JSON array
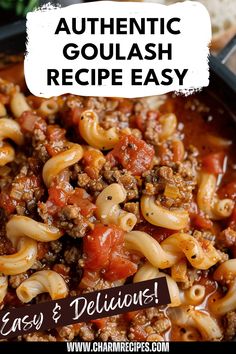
[{"x1": 0, "y1": 341, "x2": 235, "y2": 353}]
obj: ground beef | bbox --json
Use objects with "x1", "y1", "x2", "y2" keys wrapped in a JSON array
[
  {"x1": 39, "y1": 199, "x2": 93, "y2": 239},
  {"x1": 177, "y1": 145, "x2": 199, "y2": 180},
  {"x1": 32, "y1": 129, "x2": 49, "y2": 163},
  {"x1": 58, "y1": 207, "x2": 92, "y2": 238},
  {"x1": 60, "y1": 205, "x2": 81, "y2": 220},
  {"x1": 0, "y1": 213, "x2": 15, "y2": 255},
  {"x1": 77, "y1": 173, "x2": 90, "y2": 188},
  {"x1": 144, "y1": 117, "x2": 162, "y2": 146},
  {"x1": 99, "y1": 110, "x2": 129, "y2": 130},
  {"x1": 50, "y1": 240, "x2": 63, "y2": 254},
  {"x1": 143, "y1": 166, "x2": 195, "y2": 209},
  {"x1": 223, "y1": 311, "x2": 236, "y2": 340},
  {"x1": 86, "y1": 96, "x2": 118, "y2": 113},
  {"x1": 23, "y1": 332, "x2": 57, "y2": 342},
  {"x1": 96, "y1": 316, "x2": 128, "y2": 341},
  {"x1": 1, "y1": 162, "x2": 45, "y2": 217},
  {"x1": 79, "y1": 323, "x2": 95, "y2": 341},
  {"x1": 128, "y1": 308, "x2": 169, "y2": 340},
  {"x1": 64, "y1": 246, "x2": 80, "y2": 265},
  {"x1": 57, "y1": 325, "x2": 79, "y2": 341},
  {"x1": 77, "y1": 172, "x2": 106, "y2": 193},
  {"x1": 103, "y1": 168, "x2": 139, "y2": 201},
  {"x1": 124, "y1": 202, "x2": 140, "y2": 221},
  {"x1": 40, "y1": 240, "x2": 63, "y2": 264},
  {"x1": 80, "y1": 276, "x2": 120, "y2": 293},
  {"x1": 9, "y1": 273, "x2": 28, "y2": 288}
]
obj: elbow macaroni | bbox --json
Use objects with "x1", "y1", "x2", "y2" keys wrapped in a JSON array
[
  {"x1": 7, "y1": 215, "x2": 63, "y2": 242},
  {"x1": 141, "y1": 195, "x2": 189, "y2": 230},
  {"x1": 0, "y1": 118, "x2": 24, "y2": 166},
  {"x1": 42, "y1": 143, "x2": 83, "y2": 187},
  {"x1": 169, "y1": 306, "x2": 222, "y2": 341},
  {"x1": 96, "y1": 183, "x2": 137, "y2": 232},
  {"x1": 79, "y1": 110, "x2": 119, "y2": 150},
  {"x1": 182, "y1": 285, "x2": 206, "y2": 306},
  {"x1": 0, "y1": 215, "x2": 63, "y2": 275},
  {"x1": 125, "y1": 231, "x2": 220, "y2": 270},
  {"x1": 10, "y1": 92, "x2": 31, "y2": 118},
  {"x1": 16, "y1": 270, "x2": 68, "y2": 303},
  {"x1": 197, "y1": 172, "x2": 234, "y2": 220},
  {"x1": 209, "y1": 259, "x2": 236, "y2": 315},
  {"x1": 0, "y1": 236, "x2": 37, "y2": 275}
]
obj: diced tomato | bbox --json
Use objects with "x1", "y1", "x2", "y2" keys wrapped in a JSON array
[
  {"x1": 61, "y1": 104, "x2": 84, "y2": 128},
  {"x1": 201, "y1": 152, "x2": 225, "y2": 175},
  {"x1": 17, "y1": 111, "x2": 38, "y2": 133},
  {"x1": 71, "y1": 107, "x2": 85, "y2": 125},
  {"x1": 17, "y1": 111, "x2": 47, "y2": 133},
  {"x1": 107, "y1": 135, "x2": 154, "y2": 176},
  {"x1": 131, "y1": 325, "x2": 148, "y2": 341},
  {"x1": 135, "y1": 114, "x2": 146, "y2": 132},
  {"x1": 0, "y1": 192, "x2": 16, "y2": 214},
  {"x1": 48, "y1": 187, "x2": 68, "y2": 207},
  {"x1": 191, "y1": 213, "x2": 213, "y2": 230},
  {"x1": 90, "y1": 318, "x2": 107, "y2": 330},
  {"x1": 46, "y1": 125, "x2": 66, "y2": 142},
  {"x1": 104, "y1": 254, "x2": 137, "y2": 281},
  {"x1": 83, "y1": 224, "x2": 137, "y2": 281},
  {"x1": 45, "y1": 144, "x2": 60, "y2": 157},
  {"x1": 68, "y1": 188, "x2": 96, "y2": 218},
  {"x1": 83, "y1": 224, "x2": 114, "y2": 271},
  {"x1": 83, "y1": 150, "x2": 98, "y2": 167},
  {"x1": 45, "y1": 125, "x2": 67, "y2": 156},
  {"x1": 219, "y1": 180, "x2": 236, "y2": 200}
]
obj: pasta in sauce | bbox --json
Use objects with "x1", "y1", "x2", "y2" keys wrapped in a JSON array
[{"x1": 0, "y1": 62, "x2": 236, "y2": 342}]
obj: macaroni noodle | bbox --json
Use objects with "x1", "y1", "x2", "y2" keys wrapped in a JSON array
[
  {"x1": 79, "y1": 110, "x2": 119, "y2": 150},
  {"x1": 42, "y1": 143, "x2": 83, "y2": 187},
  {"x1": 96, "y1": 183, "x2": 137, "y2": 232},
  {"x1": 141, "y1": 195, "x2": 189, "y2": 230},
  {"x1": 16, "y1": 270, "x2": 68, "y2": 303}
]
